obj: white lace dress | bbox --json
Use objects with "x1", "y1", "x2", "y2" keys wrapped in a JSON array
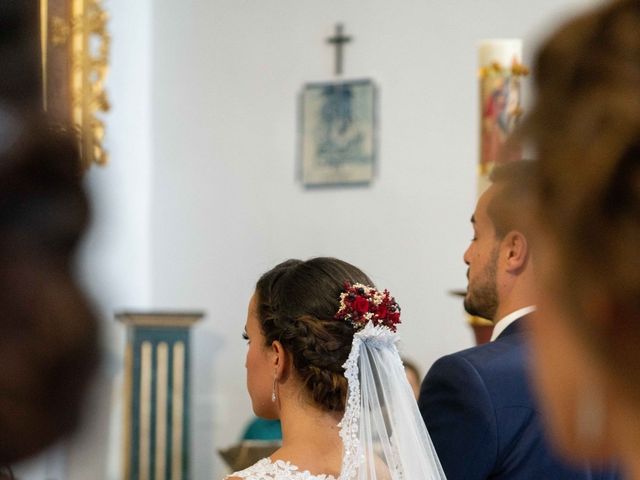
[{"x1": 226, "y1": 458, "x2": 338, "y2": 480}]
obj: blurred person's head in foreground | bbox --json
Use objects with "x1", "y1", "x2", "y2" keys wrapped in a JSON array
[
  {"x1": 0, "y1": 112, "x2": 98, "y2": 467},
  {"x1": 517, "y1": 0, "x2": 640, "y2": 476}
]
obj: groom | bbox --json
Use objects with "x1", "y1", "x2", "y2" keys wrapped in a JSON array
[{"x1": 418, "y1": 161, "x2": 619, "y2": 479}]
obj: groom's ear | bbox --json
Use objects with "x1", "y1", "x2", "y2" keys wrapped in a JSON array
[
  {"x1": 271, "y1": 340, "x2": 288, "y2": 380},
  {"x1": 502, "y1": 230, "x2": 529, "y2": 273}
]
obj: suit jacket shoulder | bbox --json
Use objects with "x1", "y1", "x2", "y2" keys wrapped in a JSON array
[
  {"x1": 449, "y1": 328, "x2": 533, "y2": 410},
  {"x1": 419, "y1": 348, "x2": 499, "y2": 479}
]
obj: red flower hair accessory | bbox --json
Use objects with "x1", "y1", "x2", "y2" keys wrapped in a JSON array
[{"x1": 335, "y1": 282, "x2": 401, "y2": 332}]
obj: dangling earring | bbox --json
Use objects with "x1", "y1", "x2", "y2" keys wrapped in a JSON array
[{"x1": 271, "y1": 374, "x2": 277, "y2": 402}]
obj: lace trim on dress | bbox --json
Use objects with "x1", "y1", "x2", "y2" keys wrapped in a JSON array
[{"x1": 227, "y1": 457, "x2": 338, "y2": 480}]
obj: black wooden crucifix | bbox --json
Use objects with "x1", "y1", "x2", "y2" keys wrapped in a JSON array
[{"x1": 327, "y1": 23, "x2": 352, "y2": 76}]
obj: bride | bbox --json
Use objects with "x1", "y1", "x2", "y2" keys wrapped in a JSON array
[{"x1": 226, "y1": 257, "x2": 446, "y2": 480}]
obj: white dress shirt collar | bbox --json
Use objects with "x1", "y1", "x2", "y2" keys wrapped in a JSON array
[{"x1": 490, "y1": 305, "x2": 536, "y2": 342}]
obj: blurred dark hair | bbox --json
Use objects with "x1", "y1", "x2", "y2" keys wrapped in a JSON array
[
  {"x1": 486, "y1": 160, "x2": 536, "y2": 239},
  {"x1": 0, "y1": 1, "x2": 41, "y2": 110},
  {"x1": 255, "y1": 258, "x2": 373, "y2": 412},
  {"x1": 0, "y1": 114, "x2": 98, "y2": 464}
]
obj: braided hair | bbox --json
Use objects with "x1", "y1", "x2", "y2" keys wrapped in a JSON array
[{"x1": 255, "y1": 258, "x2": 373, "y2": 412}]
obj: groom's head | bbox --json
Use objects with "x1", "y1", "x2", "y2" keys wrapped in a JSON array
[{"x1": 463, "y1": 161, "x2": 536, "y2": 321}]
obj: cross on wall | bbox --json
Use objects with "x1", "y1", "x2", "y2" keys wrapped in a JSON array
[{"x1": 327, "y1": 23, "x2": 352, "y2": 76}]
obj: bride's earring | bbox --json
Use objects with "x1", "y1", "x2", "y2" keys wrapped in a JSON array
[{"x1": 271, "y1": 374, "x2": 277, "y2": 402}]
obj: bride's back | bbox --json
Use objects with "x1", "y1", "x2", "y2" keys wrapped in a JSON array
[{"x1": 227, "y1": 258, "x2": 375, "y2": 479}]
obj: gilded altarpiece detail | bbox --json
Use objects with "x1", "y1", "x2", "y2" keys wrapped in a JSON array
[{"x1": 40, "y1": 0, "x2": 110, "y2": 170}]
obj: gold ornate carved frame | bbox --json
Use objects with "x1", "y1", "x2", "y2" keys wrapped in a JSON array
[{"x1": 40, "y1": 0, "x2": 110, "y2": 170}]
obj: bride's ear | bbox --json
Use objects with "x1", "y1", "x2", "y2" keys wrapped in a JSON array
[{"x1": 271, "y1": 340, "x2": 288, "y2": 380}]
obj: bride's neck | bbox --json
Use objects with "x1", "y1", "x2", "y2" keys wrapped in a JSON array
[
  {"x1": 280, "y1": 397, "x2": 342, "y2": 449},
  {"x1": 274, "y1": 392, "x2": 343, "y2": 468}
]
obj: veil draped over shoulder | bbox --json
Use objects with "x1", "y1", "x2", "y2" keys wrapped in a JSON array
[{"x1": 338, "y1": 322, "x2": 446, "y2": 480}]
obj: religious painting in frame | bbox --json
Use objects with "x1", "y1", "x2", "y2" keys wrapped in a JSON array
[{"x1": 300, "y1": 79, "x2": 376, "y2": 186}]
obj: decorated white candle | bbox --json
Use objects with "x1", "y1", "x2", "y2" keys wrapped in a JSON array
[
  {"x1": 477, "y1": 39, "x2": 527, "y2": 194},
  {"x1": 478, "y1": 39, "x2": 522, "y2": 68}
]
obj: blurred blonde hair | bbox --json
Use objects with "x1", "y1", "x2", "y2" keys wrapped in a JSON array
[{"x1": 517, "y1": 0, "x2": 640, "y2": 399}]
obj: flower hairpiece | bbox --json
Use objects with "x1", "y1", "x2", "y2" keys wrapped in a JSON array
[{"x1": 335, "y1": 282, "x2": 401, "y2": 332}]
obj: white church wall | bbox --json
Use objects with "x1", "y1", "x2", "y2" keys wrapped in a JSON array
[{"x1": 149, "y1": 1, "x2": 600, "y2": 479}]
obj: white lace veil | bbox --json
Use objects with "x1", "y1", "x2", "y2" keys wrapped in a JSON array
[{"x1": 338, "y1": 322, "x2": 446, "y2": 480}]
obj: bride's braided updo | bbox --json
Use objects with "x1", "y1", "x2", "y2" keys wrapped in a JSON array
[{"x1": 255, "y1": 258, "x2": 374, "y2": 412}]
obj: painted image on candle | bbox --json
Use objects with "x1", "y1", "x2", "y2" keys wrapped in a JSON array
[{"x1": 480, "y1": 74, "x2": 522, "y2": 171}]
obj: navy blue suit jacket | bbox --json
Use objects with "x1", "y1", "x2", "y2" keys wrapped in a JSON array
[{"x1": 418, "y1": 319, "x2": 620, "y2": 480}]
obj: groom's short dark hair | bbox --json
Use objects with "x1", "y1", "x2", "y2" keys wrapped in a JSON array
[{"x1": 487, "y1": 160, "x2": 536, "y2": 239}]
